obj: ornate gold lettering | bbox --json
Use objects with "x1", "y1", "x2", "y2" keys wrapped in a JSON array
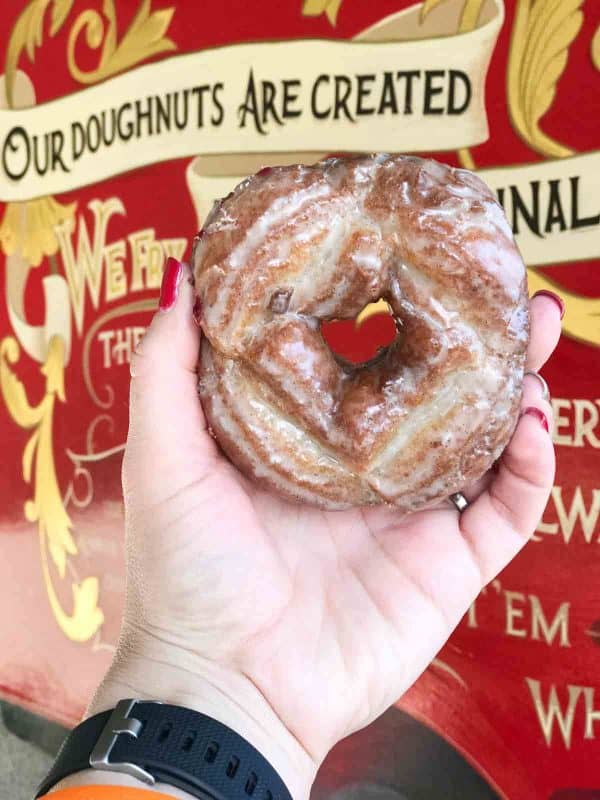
[
  {"x1": 505, "y1": 590, "x2": 528, "y2": 638},
  {"x1": 525, "y1": 678, "x2": 583, "y2": 749},
  {"x1": 537, "y1": 486, "x2": 600, "y2": 544},
  {"x1": 572, "y1": 400, "x2": 600, "y2": 447},
  {"x1": 582, "y1": 687, "x2": 600, "y2": 739},
  {"x1": 466, "y1": 600, "x2": 478, "y2": 628},
  {"x1": 160, "y1": 237, "x2": 187, "y2": 263},
  {"x1": 128, "y1": 228, "x2": 164, "y2": 291},
  {"x1": 56, "y1": 197, "x2": 125, "y2": 334},
  {"x1": 553, "y1": 398, "x2": 574, "y2": 446},
  {"x1": 104, "y1": 240, "x2": 127, "y2": 303},
  {"x1": 529, "y1": 595, "x2": 570, "y2": 647},
  {"x1": 551, "y1": 398, "x2": 600, "y2": 448}
]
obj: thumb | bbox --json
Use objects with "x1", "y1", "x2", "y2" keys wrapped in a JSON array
[{"x1": 123, "y1": 257, "x2": 217, "y2": 509}]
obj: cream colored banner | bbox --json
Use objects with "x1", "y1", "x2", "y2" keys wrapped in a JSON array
[
  {"x1": 479, "y1": 152, "x2": 600, "y2": 268},
  {"x1": 0, "y1": 0, "x2": 503, "y2": 202},
  {"x1": 186, "y1": 150, "x2": 600, "y2": 269}
]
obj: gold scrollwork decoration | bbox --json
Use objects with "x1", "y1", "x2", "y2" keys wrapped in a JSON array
[
  {"x1": 5, "y1": 0, "x2": 176, "y2": 107},
  {"x1": 3, "y1": 0, "x2": 178, "y2": 643},
  {"x1": 592, "y1": 24, "x2": 600, "y2": 71},
  {"x1": 0, "y1": 196, "x2": 76, "y2": 267},
  {"x1": 431, "y1": 657, "x2": 468, "y2": 689},
  {"x1": 64, "y1": 414, "x2": 125, "y2": 510},
  {"x1": 4, "y1": 0, "x2": 74, "y2": 107},
  {"x1": 0, "y1": 335, "x2": 104, "y2": 642},
  {"x1": 66, "y1": 0, "x2": 176, "y2": 85},
  {"x1": 420, "y1": 0, "x2": 484, "y2": 32},
  {"x1": 63, "y1": 458, "x2": 94, "y2": 510},
  {"x1": 302, "y1": 0, "x2": 344, "y2": 26},
  {"x1": 505, "y1": 0, "x2": 599, "y2": 346},
  {"x1": 507, "y1": 0, "x2": 584, "y2": 159}
]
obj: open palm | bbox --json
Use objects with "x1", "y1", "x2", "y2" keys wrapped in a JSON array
[{"x1": 95, "y1": 263, "x2": 560, "y2": 798}]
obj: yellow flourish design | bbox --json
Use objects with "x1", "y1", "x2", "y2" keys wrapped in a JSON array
[
  {"x1": 66, "y1": 0, "x2": 176, "y2": 85},
  {"x1": 592, "y1": 24, "x2": 600, "y2": 71},
  {"x1": 4, "y1": 0, "x2": 74, "y2": 107},
  {"x1": 431, "y1": 657, "x2": 467, "y2": 689},
  {"x1": 420, "y1": 0, "x2": 484, "y2": 32},
  {"x1": 5, "y1": 0, "x2": 176, "y2": 104},
  {"x1": 0, "y1": 335, "x2": 104, "y2": 642},
  {"x1": 507, "y1": 0, "x2": 598, "y2": 346},
  {"x1": 507, "y1": 0, "x2": 584, "y2": 159},
  {"x1": 302, "y1": 0, "x2": 344, "y2": 26},
  {"x1": 3, "y1": 0, "x2": 178, "y2": 643},
  {"x1": 0, "y1": 196, "x2": 76, "y2": 267}
]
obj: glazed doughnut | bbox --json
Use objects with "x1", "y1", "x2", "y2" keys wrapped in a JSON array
[{"x1": 192, "y1": 154, "x2": 529, "y2": 511}]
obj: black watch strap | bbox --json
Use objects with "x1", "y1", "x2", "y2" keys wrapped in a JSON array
[{"x1": 36, "y1": 699, "x2": 292, "y2": 800}]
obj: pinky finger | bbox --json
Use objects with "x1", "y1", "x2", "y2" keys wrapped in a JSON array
[{"x1": 458, "y1": 406, "x2": 555, "y2": 586}]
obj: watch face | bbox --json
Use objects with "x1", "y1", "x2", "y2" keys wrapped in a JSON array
[{"x1": 311, "y1": 707, "x2": 499, "y2": 800}]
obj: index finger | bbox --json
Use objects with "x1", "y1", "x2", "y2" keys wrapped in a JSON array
[{"x1": 526, "y1": 290, "x2": 564, "y2": 372}]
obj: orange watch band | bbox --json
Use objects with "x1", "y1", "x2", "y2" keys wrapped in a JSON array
[{"x1": 40, "y1": 788, "x2": 177, "y2": 800}]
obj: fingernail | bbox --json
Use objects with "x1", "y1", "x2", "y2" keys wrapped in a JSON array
[
  {"x1": 532, "y1": 290, "x2": 565, "y2": 319},
  {"x1": 193, "y1": 296, "x2": 203, "y2": 326},
  {"x1": 159, "y1": 257, "x2": 183, "y2": 311},
  {"x1": 522, "y1": 406, "x2": 549, "y2": 432}
]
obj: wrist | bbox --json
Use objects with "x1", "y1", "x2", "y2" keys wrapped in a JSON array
[{"x1": 75, "y1": 631, "x2": 317, "y2": 800}]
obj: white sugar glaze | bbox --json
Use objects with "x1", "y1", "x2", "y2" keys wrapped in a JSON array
[{"x1": 193, "y1": 154, "x2": 529, "y2": 511}]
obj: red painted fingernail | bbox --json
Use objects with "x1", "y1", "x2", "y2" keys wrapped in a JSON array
[
  {"x1": 193, "y1": 296, "x2": 203, "y2": 326},
  {"x1": 522, "y1": 406, "x2": 549, "y2": 432},
  {"x1": 159, "y1": 257, "x2": 183, "y2": 311},
  {"x1": 532, "y1": 290, "x2": 565, "y2": 319}
]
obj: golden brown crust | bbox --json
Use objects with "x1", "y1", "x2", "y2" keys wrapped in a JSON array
[{"x1": 193, "y1": 154, "x2": 529, "y2": 511}]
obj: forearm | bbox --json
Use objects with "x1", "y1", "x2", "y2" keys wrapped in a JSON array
[{"x1": 45, "y1": 641, "x2": 317, "y2": 800}]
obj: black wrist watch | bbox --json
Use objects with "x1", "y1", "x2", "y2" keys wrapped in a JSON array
[{"x1": 36, "y1": 699, "x2": 293, "y2": 800}]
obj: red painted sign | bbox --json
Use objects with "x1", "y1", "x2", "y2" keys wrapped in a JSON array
[{"x1": 0, "y1": 1, "x2": 599, "y2": 797}]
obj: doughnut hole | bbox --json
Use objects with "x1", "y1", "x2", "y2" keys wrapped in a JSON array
[{"x1": 321, "y1": 300, "x2": 400, "y2": 365}]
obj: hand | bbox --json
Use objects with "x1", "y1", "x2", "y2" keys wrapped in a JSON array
[{"x1": 89, "y1": 260, "x2": 561, "y2": 799}]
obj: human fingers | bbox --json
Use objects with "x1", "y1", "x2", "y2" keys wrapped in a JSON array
[
  {"x1": 123, "y1": 258, "x2": 218, "y2": 509},
  {"x1": 526, "y1": 289, "x2": 564, "y2": 372},
  {"x1": 457, "y1": 387, "x2": 554, "y2": 585}
]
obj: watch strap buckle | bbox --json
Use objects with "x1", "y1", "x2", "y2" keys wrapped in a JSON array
[{"x1": 90, "y1": 698, "x2": 158, "y2": 784}]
